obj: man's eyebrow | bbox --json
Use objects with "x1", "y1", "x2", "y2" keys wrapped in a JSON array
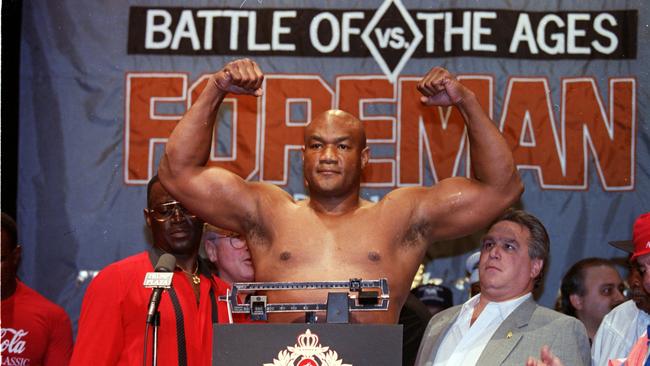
[{"x1": 306, "y1": 135, "x2": 352, "y2": 143}]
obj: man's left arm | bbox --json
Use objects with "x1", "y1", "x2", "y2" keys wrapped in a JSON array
[
  {"x1": 546, "y1": 317, "x2": 591, "y2": 366},
  {"x1": 410, "y1": 67, "x2": 523, "y2": 240},
  {"x1": 43, "y1": 307, "x2": 73, "y2": 366}
]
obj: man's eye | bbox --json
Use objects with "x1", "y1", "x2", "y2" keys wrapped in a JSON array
[
  {"x1": 156, "y1": 207, "x2": 171, "y2": 215},
  {"x1": 310, "y1": 143, "x2": 322, "y2": 149},
  {"x1": 338, "y1": 144, "x2": 349, "y2": 150}
]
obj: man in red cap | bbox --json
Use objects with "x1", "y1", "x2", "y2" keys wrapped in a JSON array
[{"x1": 592, "y1": 212, "x2": 650, "y2": 365}]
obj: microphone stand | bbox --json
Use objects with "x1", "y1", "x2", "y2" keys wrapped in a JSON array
[{"x1": 151, "y1": 311, "x2": 160, "y2": 366}]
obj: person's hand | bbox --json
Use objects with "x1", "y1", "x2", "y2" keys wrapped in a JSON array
[
  {"x1": 212, "y1": 58, "x2": 264, "y2": 96},
  {"x1": 417, "y1": 67, "x2": 470, "y2": 107},
  {"x1": 525, "y1": 345, "x2": 564, "y2": 366}
]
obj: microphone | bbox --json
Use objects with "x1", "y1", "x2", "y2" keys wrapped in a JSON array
[{"x1": 144, "y1": 254, "x2": 176, "y2": 325}]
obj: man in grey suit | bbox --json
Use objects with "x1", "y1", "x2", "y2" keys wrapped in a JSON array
[{"x1": 415, "y1": 209, "x2": 590, "y2": 366}]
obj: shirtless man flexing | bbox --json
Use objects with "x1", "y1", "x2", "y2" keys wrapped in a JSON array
[{"x1": 158, "y1": 58, "x2": 523, "y2": 323}]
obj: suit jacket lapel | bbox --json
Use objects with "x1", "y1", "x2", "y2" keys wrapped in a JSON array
[
  {"x1": 475, "y1": 297, "x2": 536, "y2": 365},
  {"x1": 429, "y1": 309, "x2": 460, "y2": 356},
  {"x1": 416, "y1": 307, "x2": 462, "y2": 365}
]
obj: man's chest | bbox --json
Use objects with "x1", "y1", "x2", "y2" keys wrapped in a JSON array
[{"x1": 1, "y1": 306, "x2": 50, "y2": 363}]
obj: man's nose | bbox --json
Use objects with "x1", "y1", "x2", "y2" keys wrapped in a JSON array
[
  {"x1": 488, "y1": 245, "x2": 501, "y2": 259},
  {"x1": 170, "y1": 205, "x2": 184, "y2": 222},
  {"x1": 612, "y1": 287, "x2": 626, "y2": 304},
  {"x1": 320, "y1": 145, "x2": 337, "y2": 163}
]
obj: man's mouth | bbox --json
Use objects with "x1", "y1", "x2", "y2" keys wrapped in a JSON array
[
  {"x1": 168, "y1": 226, "x2": 190, "y2": 238},
  {"x1": 317, "y1": 169, "x2": 340, "y2": 175}
]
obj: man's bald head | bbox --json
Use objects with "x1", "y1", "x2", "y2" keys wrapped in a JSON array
[
  {"x1": 304, "y1": 110, "x2": 366, "y2": 149},
  {"x1": 302, "y1": 109, "x2": 370, "y2": 199}
]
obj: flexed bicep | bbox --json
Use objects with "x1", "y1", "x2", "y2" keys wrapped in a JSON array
[
  {"x1": 411, "y1": 177, "x2": 515, "y2": 241},
  {"x1": 160, "y1": 165, "x2": 262, "y2": 235}
]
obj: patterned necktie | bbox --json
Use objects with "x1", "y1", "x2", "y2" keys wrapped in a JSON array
[{"x1": 168, "y1": 287, "x2": 188, "y2": 366}]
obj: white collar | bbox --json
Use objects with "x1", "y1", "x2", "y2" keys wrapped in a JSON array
[{"x1": 461, "y1": 292, "x2": 532, "y2": 321}]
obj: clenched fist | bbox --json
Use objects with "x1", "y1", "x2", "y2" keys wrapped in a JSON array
[
  {"x1": 417, "y1": 67, "x2": 472, "y2": 107},
  {"x1": 212, "y1": 58, "x2": 264, "y2": 97}
]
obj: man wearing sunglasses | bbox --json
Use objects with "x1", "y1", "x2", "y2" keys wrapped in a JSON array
[
  {"x1": 203, "y1": 224, "x2": 254, "y2": 285},
  {"x1": 71, "y1": 176, "x2": 232, "y2": 366},
  {"x1": 159, "y1": 58, "x2": 523, "y2": 323}
]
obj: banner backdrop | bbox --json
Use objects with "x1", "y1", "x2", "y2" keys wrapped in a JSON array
[{"x1": 18, "y1": 0, "x2": 649, "y2": 331}]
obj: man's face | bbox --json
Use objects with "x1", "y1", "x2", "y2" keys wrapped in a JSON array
[
  {"x1": 204, "y1": 230, "x2": 254, "y2": 283},
  {"x1": 629, "y1": 259, "x2": 650, "y2": 314},
  {"x1": 636, "y1": 253, "x2": 650, "y2": 300},
  {"x1": 478, "y1": 220, "x2": 543, "y2": 301},
  {"x1": 144, "y1": 182, "x2": 204, "y2": 256},
  {"x1": 573, "y1": 265, "x2": 625, "y2": 325},
  {"x1": 302, "y1": 112, "x2": 368, "y2": 198},
  {"x1": 0, "y1": 228, "x2": 20, "y2": 292}
]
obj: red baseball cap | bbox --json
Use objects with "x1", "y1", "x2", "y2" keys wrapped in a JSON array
[{"x1": 609, "y1": 212, "x2": 650, "y2": 260}]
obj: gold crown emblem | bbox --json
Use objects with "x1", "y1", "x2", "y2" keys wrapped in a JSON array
[
  {"x1": 287, "y1": 329, "x2": 329, "y2": 358},
  {"x1": 265, "y1": 329, "x2": 352, "y2": 366},
  {"x1": 297, "y1": 329, "x2": 320, "y2": 349}
]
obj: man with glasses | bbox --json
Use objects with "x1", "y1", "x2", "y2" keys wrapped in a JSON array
[
  {"x1": 71, "y1": 176, "x2": 232, "y2": 366},
  {"x1": 203, "y1": 224, "x2": 254, "y2": 285}
]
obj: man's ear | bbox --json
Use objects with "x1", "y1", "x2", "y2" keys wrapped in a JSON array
[
  {"x1": 361, "y1": 146, "x2": 370, "y2": 169},
  {"x1": 204, "y1": 242, "x2": 219, "y2": 264},
  {"x1": 530, "y1": 258, "x2": 543, "y2": 279},
  {"x1": 13, "y1": 244, "x2": 22, "y2": 267},
  {"x1": 569, "y1": 293, "x2": 584, "y2": 310},
  {"x1": 144, "y1": 209, "x2": 152, "y2": 228}
]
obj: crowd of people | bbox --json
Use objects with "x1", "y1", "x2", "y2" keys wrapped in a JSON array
[{"x1": 1, "y1": 57, "x2": 648, "y2": 366}]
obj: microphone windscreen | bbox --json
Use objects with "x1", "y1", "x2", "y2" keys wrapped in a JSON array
[{"x1": 155, "y1": 253, "x2": 176, "y2": 272}]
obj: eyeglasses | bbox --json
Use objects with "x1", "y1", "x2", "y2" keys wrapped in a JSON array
[
  {"x1": 214, "y1": 232, "x2": 247, "y2": 249},
  {"x1": 149, "y1": 201, "x2": 196, "y2": 220}
]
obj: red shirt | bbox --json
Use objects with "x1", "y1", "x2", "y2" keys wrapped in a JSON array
[
  {"x1": 70, "y1": 252, "x2": 234, "y2": 366},
  {"x1": 1, "y1": 280, "x2": 73, "y2": 366}
]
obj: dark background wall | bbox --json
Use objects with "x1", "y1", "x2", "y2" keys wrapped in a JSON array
[{"x1": 2, "y1": 0, "x2": 21, "y2": 218}]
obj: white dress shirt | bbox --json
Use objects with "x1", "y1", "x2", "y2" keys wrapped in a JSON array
[
  {"x1": 591, "y1": 300, "x2": 650, "y2": 366},
  {"x1": 432, "y1": 292, "x2": 531, "y2": 366}
]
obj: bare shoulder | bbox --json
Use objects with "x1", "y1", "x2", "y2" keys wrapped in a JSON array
[
  {"x1": 380, "y1": 177, "x2": 477, "y2": 213},
  {"x1": 378, "y1": 177, "x2": 492, "y2": 240},
  {"x1": 249, "y1": 181, "x2": 295, "y2": 199},
  {"x1": 247, "y1": 181, "x2": 301, "y2": 212}
]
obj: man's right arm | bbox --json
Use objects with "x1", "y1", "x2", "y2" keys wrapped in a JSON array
[{"x1": 159, "y1": 59, "x2": 267, "y2": 233}]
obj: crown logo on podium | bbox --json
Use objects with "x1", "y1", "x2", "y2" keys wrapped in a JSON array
[
  {"x1": 294, "y1": 329, "x2": 327, "y2": 354},
  {"x1": 263, "y1": 329, "x2": 352, "y2": 366}
]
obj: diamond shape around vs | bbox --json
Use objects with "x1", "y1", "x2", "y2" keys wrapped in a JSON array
[{"x1": 361, "y1": 0, "x2": 423, "y2": 83}]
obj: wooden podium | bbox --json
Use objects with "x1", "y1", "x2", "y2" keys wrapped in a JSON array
[{"x1": 214, "y1": 324, "x2": 402, "y2": 365}]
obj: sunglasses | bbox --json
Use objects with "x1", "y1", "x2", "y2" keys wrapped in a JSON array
[{"x1": 149, "y1": 201, "x2": 196, "y2": 221}]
